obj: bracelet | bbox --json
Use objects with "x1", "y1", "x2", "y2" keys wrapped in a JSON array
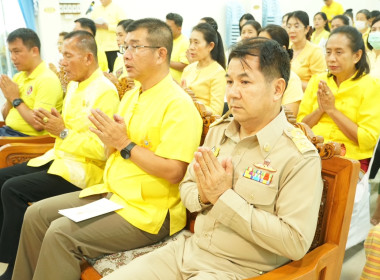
[{"x1": 198, "y1": 194, "x2": 211, "y2": 207}]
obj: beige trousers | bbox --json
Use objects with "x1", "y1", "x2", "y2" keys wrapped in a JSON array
[
  {"x1": 12, "y1": 191, "x2": 170, "y2": 280},
  {"x1": 102, "y1": 235, "x2": 260, "y2": 280}
]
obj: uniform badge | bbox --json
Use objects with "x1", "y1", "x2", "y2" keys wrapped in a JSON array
[
  {"x1": 26, "y1": 86, "x2": 33, "y2": 95},
  {"x1": 243, "y1": 159, "x2": 276, "y2": 185},
  {"x1": 211, "y1": 146, "x2": 220, "y2": 157}
]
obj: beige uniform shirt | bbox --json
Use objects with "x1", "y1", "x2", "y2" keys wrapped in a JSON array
[{"x1": 180, "y1": 110, "x2": 323, "y2": 276}]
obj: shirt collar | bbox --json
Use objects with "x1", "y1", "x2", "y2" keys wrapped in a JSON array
[
  {"x1": 137, "y1": 73, "x2": 173, "y2": 100},
  {"x1": 24, "y1": 61, "x2": 46, "y2": 80},
  {"x1": 77, "y1": 68, "x2": 103, "y2": 91}
]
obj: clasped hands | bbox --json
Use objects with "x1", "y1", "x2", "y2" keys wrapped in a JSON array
[
  {"x1": 34, "y1": 108, "x2": 65, "y2": 136},
  {"x1": 193, "y1": 147, "x2": 233, "y2": 205},
  {"x1": 0, "y1": 75, "x2": 20, "y2": 102},
  {"x1": 317, "y1": 80, "x2": 336, "y2": 115},
  {"x1": 88, "y1": 109, "x2": 130, "y2": 151}
]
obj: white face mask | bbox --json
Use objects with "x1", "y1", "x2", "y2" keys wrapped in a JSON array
[
  {"x1": 355, "y1": 20, "x2": 367, "y2": 31},
  {"x1": 369, "y1": 32, "x2": 380, "y2": 50}
]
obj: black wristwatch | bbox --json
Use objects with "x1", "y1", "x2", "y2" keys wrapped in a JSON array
[
  {"x1": 120, "y1": 142, "x2": 136, "y2": 159},
  {"x1": 12, "y1": 98, "x2": 24, "y2": 108}
]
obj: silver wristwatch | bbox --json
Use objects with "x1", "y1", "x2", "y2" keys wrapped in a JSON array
[{"x1": 59, "y1": 128, "x2": 69, "y2": 140}]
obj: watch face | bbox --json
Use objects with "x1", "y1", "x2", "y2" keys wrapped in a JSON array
[
  {"x1": 60, "y1": 129, "x2": 68, "y2": 139},
  {"x1": 120, "y1": 148, "x2": 130, "y2": 159},
  {"x1": 12, "y1": 99, "x2": 23, "y2": 107}
]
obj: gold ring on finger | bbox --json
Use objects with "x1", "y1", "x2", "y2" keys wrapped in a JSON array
[{"x1": 43, "y1": 117, "x2": 48, "y2": 123}]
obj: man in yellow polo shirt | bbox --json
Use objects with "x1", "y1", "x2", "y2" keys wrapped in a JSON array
[
  {"x1": 0, "y1": 31, "x2": 119, "y2": 279},
  {"x1": 166, "y1": 13, "x2": 189, "y2": 83},
  {"x1": 74, "y1": 17, "x2": 109, "y2": 72},
  {"x1": 13, "y1": 18, "x2": 203, "y2": 280},
  {"x1": 0, "y1": 28, "x2": 63, "y2": 137},
  {"x1": 322, "y1": 0, "x2": 344, "y2": 23},
  {"x1": 90, "y1": 0, "x2": 126, "y2": 72}
]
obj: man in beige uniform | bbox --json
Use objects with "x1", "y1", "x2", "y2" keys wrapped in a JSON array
[{"x1": 103, "y1": 38, "x2": 323, "y2": 280}]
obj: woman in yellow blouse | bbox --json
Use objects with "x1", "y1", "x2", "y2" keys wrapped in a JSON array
[
  {"x1": 259, "y1": 25, "x2": 303, "y2": 116},
  {"x1": 356, "y1": 9, "x2": 371, "y2": 50},
  {"x1": 311, "y1": 12, "x2": 330, "y2": 52},
  {"x1": 297, "y1": 26, "x2": 380, "y2": 171},
  {"x1": 181, "y1": 22, "x2": 226, "y2": 115},
  {"x1": 286, "y1": 11, "x2": 326, "y2": 91},
  {"x1": 368, "y1": 16, "x2": 380, "y2": 79}
]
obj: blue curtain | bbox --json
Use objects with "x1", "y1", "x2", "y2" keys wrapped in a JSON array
[
  {"x1": 17, "y1": 0, "x2": 36, "y2": 30},
  {"x1": 262, "y1": 0, "x2": 281, "y2": 27}
]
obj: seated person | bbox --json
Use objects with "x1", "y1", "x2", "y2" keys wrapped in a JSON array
[
  {"x1": 240, "y1": 20, "x2": 262, "y2": 40},
  {"x1": 259, "y1": 24, "x2": 303, "y2": 116},
  {"x1": 361, "y1": 222, "x2": 380, "y2": 279},
  {"x1": 0, "y1": 28, "x2": 63, "y2": 137},
  {"x1": 0, "y1": 30, "x2": 120, "y2": 280},
  {"x1": 74, "y1": 17, "x2": 109, "y2": 72},
  {"x1": 181, "y1": 22, "x2": 226, "y2": 115},
  {"x1": 101, "y1": 38, "x2": 323, "y2": 280},
  {"x1": 12, "y1": 18, "x2": 203, "y2": 280},
  {"x1": 297, "y1": 26, "x2": 380, "y2": 172},
  {"x1": 367, "y1": 15, "x2": 380, "y2": 79},
  {"x1": 330, "y1": 14, "x2": 349, "y2": 31}
]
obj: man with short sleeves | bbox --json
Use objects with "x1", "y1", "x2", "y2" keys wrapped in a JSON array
[
  {"x1": 322, "y1": 0, "x2": 344, "y2": 23},
  {"x1": 102, "y1": 38, "x2": 323, "y2": 280},
  {"x1": 0, "y1": 28, "x2": 63, "y2": 137},
  {"x1": 166, "y1": 13, "x2": 189, "y2": 83},
  {"x1": 12, "y1": 18, "x2": 202, "y2": 280}
]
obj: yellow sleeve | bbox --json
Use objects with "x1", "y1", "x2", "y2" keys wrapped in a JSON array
[
  {"x1": 282, "y1": 71, "x2": 303, "y2": 105},
  {"x1": 30, "y1": 75, "x2": 63, "y2": 112},
  {"x1": 296, "y1": 75, "x2": 320, "y2": 122},
  {"x1": 98, "y1": 50, "x2": 109, "y2": 72},
  {"x1": 57, "y1": 88, "x2": 120, "y2": 160},
  {"x1": 309, "y1": 47, "x2": 327, "y2": 77}
]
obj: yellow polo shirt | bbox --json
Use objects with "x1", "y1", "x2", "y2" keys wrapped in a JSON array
[
  {"x1": 170, "y1": 34, "x2": 189, "y2": 83},
  {"x1": 282, "y1": 70, "x2": 303, "y2": 105},
  {"x1": 28, "y1": 68, "x2": 120, "y2": 188},
  {"x1": 297, "y1": 72, "x2": 380, "y2": 160},
  {"x1": 112, "y1": 55, "x2": 127, "y2": 80},
  {"x1": 181, "y1": 61, "x2": 226, "y2": 115},
  {"x1": 90, "y1": 2, "x2": 126, "y2": 52},
  {"x1": 321, "y1": 1, "x2": 344, "y2": 22},
  {"x1": 98, "y1": 49, "x2": 109, "y2": 72},
  {"x1": 6, "y1": 62, "x2": 63, "y2": 136},
  {"x1": 291, "y1": 41, "x2": 327, "y2": 84},
  {"x1": 80, "y1": 74, "x2": 203, "y2": 236}
]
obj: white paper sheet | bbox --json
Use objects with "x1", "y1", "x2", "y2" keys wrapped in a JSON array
[{"x1": 58, "y1": 198, "x2": 124, "y2": 223}]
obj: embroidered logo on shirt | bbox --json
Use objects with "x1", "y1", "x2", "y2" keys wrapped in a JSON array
[{"x1": 26, "y1": 86, "x2": 33, "y2": 95}]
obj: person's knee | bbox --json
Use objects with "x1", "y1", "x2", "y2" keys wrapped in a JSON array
[{"x1": 1, "y1": 177, "x2": 22, "y2": 200}]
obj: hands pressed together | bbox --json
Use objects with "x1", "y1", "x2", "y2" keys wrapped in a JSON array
[
  {"x1": 193, "y1": 147, "x2": 233, "y2": 205},
  {"x1": 317, "y1": 80, "x2": 336, "y2": 115},
  {"x1": 0, "y1": 75, "x2": 20, "y2": 102},
  {"x1": 34, "y1": 108, "x2": 65, "y2": 136}
]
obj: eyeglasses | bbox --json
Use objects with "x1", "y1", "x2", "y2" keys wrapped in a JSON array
[{"x1": 120, "y1": 45, "x2": 161, "y2": 54}]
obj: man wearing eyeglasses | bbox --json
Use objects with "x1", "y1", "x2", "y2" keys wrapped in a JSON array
[{"x1": 12, "y1": 18, "x2": 203, "y2": 280}]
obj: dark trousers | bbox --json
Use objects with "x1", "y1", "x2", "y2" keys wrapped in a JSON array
[
  {"x1": 0, "y1": 161, "x2": 80, "y2": 263},
  {"x1": 105, "y1": 50, "x2": 118, "y2": 72}
]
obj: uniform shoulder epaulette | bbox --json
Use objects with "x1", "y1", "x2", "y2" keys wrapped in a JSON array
[
  {"x1": 210, "y1": 112, "x2": 233, "y2": 128},
  {"x1": 284, "y1": 125, "x2": 317, "y2": 154}
]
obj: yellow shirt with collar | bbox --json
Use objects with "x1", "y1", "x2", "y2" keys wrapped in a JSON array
[
  {"x1": 6, "y1": 62, "x2": 63, "y2": 136},
  {"x1": 321, "y1": 1, "x2": 344, "y2": 22},
  {"x1": 112, "y1": 55, "x2": 127, "y2": 80},
  {"x1": 80, "y1": 74, "x2": 203, "y2": 236},
  {"x1": 282, "y1": 70, "x2": 303, "y2": 105},
  {"x1": 181, "y1": 61, "x2": 226, "y2": 115},
  {"x1": 90, "y1": 2, "x2": 126, "y2": 52},
  {"x1": 291, "y1": 40, "x2": 326, "y2": 84},
  {"x1": 297, "y1": 72, "x2": 380, "y2": 160},
  {"x1": 98, "y1": 49, "x2": 109, "y2": 72},
  {"x1": 311, "y1": 29, "x2": 330, "y2": 46},
  {"x1": 28, "y1": 68, "x2": 120, "y2": 189},
  {"x1": 170, "y1": 34, "x2": 189, "y2": 83}
]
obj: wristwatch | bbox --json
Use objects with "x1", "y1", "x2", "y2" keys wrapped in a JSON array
[
  {"x1": 12, "y1": 98, "x2": 24, "y2": 108},
  {"x1": 120, "y1": 142, "x2": 137, "y2": 159},
  {"x1": 59, "y1": 128, "x2": 69, "y2": 140}
]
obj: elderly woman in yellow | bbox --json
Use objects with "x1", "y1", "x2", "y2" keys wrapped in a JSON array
[
  {"x1": 311, "y1": 12, "x2": 330, "y2": 52},
  {"x1": 181, "y1": 22, "x2": 226, "y2": 116},
  {"x1": 286, "y1": 10, "x2": 326, "y2": 91},
  {"x1": 356, "y1": 9, "x2": 371, "y2": 49},
  {"x1": 368, "y1": 16, "x2": 380, "y2": 79},
  {"x1": 297, "y1": 26, "x2": 380, "y2": 173},
  {"x1": 259, "y1": 24, "x2": 303, "y2": 116}
]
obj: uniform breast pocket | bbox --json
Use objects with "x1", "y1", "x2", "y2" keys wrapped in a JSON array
[{"x1": 234, "y1": 176, "x2": 278, "y2": 213}]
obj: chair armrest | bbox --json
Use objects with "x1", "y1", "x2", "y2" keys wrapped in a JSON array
[
  {"x1": 0, "y1": 121, "x2": 5, "y2": 127},
  {"x1": 0, "y1": 135, "x2": 55, "y2": 146},
  {"x1": 249, "y1": 243, "x2": 338, "y2": 280},
  {"x1": 0, "y1": 143, "x2": 54, "y2": 168}
]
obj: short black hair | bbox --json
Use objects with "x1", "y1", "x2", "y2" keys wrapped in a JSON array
[
  {"x1": 239, "y1": 13, "x2": 255, "y2": 32},
  {"x1": 331, "y1": 15, "x2": 350, "y2": 26},
  {"x1": 370, "y1": 10, "x2": 380, "y2": 19},
  {"x1": 64, "y1": 30, "x2": 98, "y2": 62},
  {"x1": 126, "y1": 18, "x2": 173, "y2": 63},
  {"x1": 328, "y1": 26, "x2": 369, "y2": 80},
  {"x1": 166, "y1": 13, "x2": 183, "y2": 27},
  {"x1": 74, "y1": 18, "x2": 97, "y2": 36},
  {"x1": 228, "y1": 37, "x2": 290, "y2": 87},
  {"x1": 260, "y1": 24, "x2": 293, "y2": 60},
  {"x1": 7, "y1": 28, "x2": 41, "y2": 52},
  {"x1": 117, "y1": 19, "x2": 134, "y2": 32}
]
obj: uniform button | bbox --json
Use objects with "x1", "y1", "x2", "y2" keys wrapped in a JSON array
[
  {"x1": 263, "y1": 143, "x2": 271, "y2": 152},
  {"x1": 250, "y1": 194, "x2": 254, "y2": 199}
]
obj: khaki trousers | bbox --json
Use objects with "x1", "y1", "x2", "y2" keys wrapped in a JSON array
[
  {"x1": 102, "y1": 235, "x2": 260, "y2": 280},
  {"x1": 12, "y1": 191, "x2": 170, "y2": 280}
]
